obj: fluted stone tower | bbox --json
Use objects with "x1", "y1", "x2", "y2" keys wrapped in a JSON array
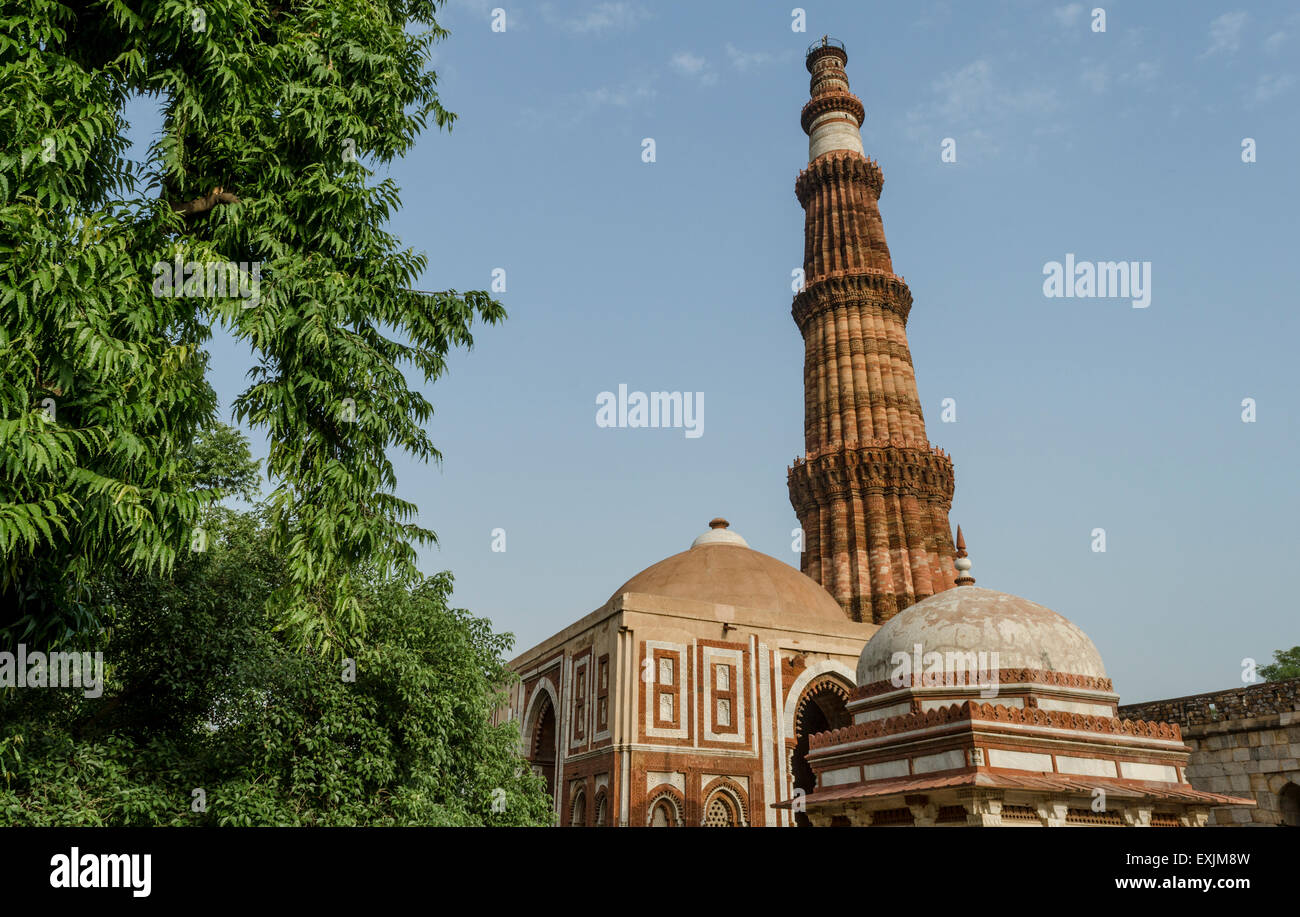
[{"x1": 787, "y1": 38, "x2": 957, "y2": 624}]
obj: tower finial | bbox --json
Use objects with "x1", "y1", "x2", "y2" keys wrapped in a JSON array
[{"x1": 954, "y1": 525, "x2": 975, "y2": 586}]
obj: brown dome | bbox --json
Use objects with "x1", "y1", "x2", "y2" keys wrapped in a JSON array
[{"x1": 609, "y1": 522, "x2": 847, "y2": 621}]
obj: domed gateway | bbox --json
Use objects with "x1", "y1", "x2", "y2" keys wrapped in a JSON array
[
  {"x1": 777, "y1": 537, "x2": 1255, "y2": 826},
  {"x1": 506, "y1": 519, "x2": 878, "y2": 826}
]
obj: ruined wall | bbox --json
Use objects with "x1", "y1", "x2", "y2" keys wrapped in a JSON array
[{"x1": 1119, "y1": 678, "x2": 1300, "y2": 826}]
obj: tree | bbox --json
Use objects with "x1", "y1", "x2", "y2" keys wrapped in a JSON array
[
  {"x1": 1259, "y1": 647, "x2": 1300, "y2": 683},
  {"x1": 0, "y1": 425, "x2": 552, "y2": 826},
  {"x1": 1, "y1": 0, "x2": 503, "y2": 653}
]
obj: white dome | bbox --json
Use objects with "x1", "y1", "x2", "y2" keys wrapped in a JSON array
[{"x1": 856, "y1": 586, "x2": 1108, "y2": 686}]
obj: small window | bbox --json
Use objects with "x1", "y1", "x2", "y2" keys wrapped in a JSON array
[
  {"x1": 573, "y1": 667, "x2": 587, "y2": 740},
  {"x1": 713, "y1": 662, "x2": 738, "y2": 734},
  {"x1": 659, "y1": 693, "x2": 674, "y2": 722},
  {"x1": 652, "y1": 650, "x2": 680, "y2": 729},
  {"x1": 596, "y1": 655, "x2": 610, "y2": 732}
]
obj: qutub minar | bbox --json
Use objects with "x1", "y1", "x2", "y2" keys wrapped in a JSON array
[
  {"x1": 502, "y1": 38, "x2": 1260, "y2": 827},
  {"x1": 787, "y1": 38, "x2": 957, "y2": 624}
]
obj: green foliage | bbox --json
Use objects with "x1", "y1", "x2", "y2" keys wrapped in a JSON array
[
  {"x1": 0, "y1": 3, "x2": 541, "y2": 826},
  {"x1": 1, "y1": 0, "x2": 504, "y2": 653},
  {"x1": 181, "y1": 421, "x2": 262, "y2": 501},
  {"x1": 0, "y1": 438, "x2": 552, "y2": 825},
  {"x1": 1259, "y1": 646, "x2": 1300, "y2": 683}
]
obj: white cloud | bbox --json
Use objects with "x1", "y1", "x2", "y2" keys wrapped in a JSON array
[
  {"x1": 724, "y1": 43, "x2": 774, "y2": 72},
  {"x1": 1264, "y1": 30, "x2": 1287, "y2": 54},
  {"x1": 1054, "y1": 3, "x2": 1085, "y2": 28},
  {"x1": 669, "y1": 51, "x2": 716, "y2": 85},
  {"x1": 520, "y1": 75, "x2": 657, "y2": 128},
  {"x1": 581, "y1": 81, "x2": 656, "y2": 108},
  {"x1": 912, "y1": 1, "x2": 952, "y2": 29},
  {"x1": 905, "y1": 59, "x2": 1061, "y2": 160},
  {"x1": 1080, "y1": 60, "x2": 1109, "y2": 93},
  {"x1": 1252, "y1": 73, "x2": 1295, "y2": 104},
  {"x1": 929, "y1": 60, "x2": 1059, "y2": 121},
  {"x1": 1079, "y1": 58, "x2": 1160, "y2": 95},
  {"x1": 449, "y1": 0, "x2": 516, "y2": 27},
  {"x1": 546, "y1": 2, "x2": 649, "y2": 35},
  {"x1": 1125, "y1": 60, "x2": 1161, "y2": 86},
  {"x1": 1205, "y1": 11, "x2": 1248, "y2": 56},
  {"x1": 669, "y1": 52, "x2": 706, "y2": 76}
]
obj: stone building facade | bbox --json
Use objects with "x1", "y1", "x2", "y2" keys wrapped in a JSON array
[
  {"x1": 1118, "y1": 678, "x2": 1300, "y2": 826},
  {"x1": 506, "y1": 520, "x2": 877, "y2": 826}
]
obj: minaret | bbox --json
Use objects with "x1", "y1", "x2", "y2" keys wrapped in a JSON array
[
  {"x1": 953, "y1": 526, "x2": 975, "y2": 587},
  {"x1": 787, "y1": 37, "x2": 958, "y2": 624}
]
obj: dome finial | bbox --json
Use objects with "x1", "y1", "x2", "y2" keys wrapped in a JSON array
[
  {"x1": 954, "y1": 525, "x2": 975, "y2": 586},
  {"x1": 692, "y1": 518, "x2": 748, "y2": 548}
]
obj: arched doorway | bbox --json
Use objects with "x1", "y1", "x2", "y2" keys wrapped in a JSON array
[
  {"x1": 570, "y1": 786, "x2": 587, "y2": 827},
  {"x1": 1280, "y1": 782, "x2": 1300, "y2": 826},
  {"x1": 526, "y1": 691, "x2": 558, "y2": 803},
  {"x1": 791, "y1": 675, "x2": 851, "y2": 827}
]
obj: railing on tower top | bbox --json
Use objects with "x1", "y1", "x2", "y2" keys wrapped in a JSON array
[{"x1": 806, "y1": 36, "x2": 846, "y2": 57}]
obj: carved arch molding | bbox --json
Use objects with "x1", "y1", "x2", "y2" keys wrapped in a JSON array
[
  {"x1": 646, "y1": 786, "x2": 686, "y2": 827},
  {"x1": 795, "y1": 673, "x2": 852, "y2": 735},
  {"x1": 701, "y1": 777, "x2": 750, "y2": 827}
]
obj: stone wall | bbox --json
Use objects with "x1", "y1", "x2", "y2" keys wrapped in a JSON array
[{"x1": 1119, "y1": 678, "x2": 1300, "y2": 826}]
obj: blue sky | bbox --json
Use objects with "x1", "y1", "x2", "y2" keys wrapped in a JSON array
[{"x1": 127, "y1": 1, "x2": 1299, "y2": 702}]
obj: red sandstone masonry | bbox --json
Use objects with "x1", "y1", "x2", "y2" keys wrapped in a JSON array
[{"x1": 788, "y1": 46, "x2": 956, "y2": 624}]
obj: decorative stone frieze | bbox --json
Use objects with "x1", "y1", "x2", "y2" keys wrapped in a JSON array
[
  {"x1": 850, "y1": 668, "x2": 1115, "y2": 701},
  {"x1": 807, "y1": 698, "x2": 1182, "y2": 751}
]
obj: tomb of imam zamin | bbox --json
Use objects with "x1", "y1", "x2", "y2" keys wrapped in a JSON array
[{"x1": 502, "y1": 38, "x2": 1267, "y2": 827}]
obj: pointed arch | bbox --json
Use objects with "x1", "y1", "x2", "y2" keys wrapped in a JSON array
[
  {"x1": 521, "y1": 678, "x2": 560, "y2": 805},
  {"x1": 646, "y1": 786, "x2": 685, "y2": 827},
  {"x1": 570, "y1": 784, "x2": 588, "y2": 827},
  {"x1": 783, "y1": 660, "x2": 855, "y2": 739},
  {"x1": 1280, "y1": 781, "x2": 1300, "y2": 827},
  {"x1": 701, "y1": 777, "x2": 750, "y2": 827},
  {"x1": 786, "y1": 663, "x2": 854, "y2": 827}
]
